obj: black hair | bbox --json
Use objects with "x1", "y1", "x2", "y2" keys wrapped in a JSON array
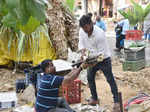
[
  {"x1": 87, "y1": 12, "x2": 93, "y2": 18},
  {"x1": 41, "y1": 59, "x2": 52, "y2": 72},
  {"x1": 79, "y1": 15, "x2": 92, "y2": 28}
]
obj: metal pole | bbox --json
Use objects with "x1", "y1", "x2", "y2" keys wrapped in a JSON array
[
  {"x1": 86, "y1": 0, "x2": 88, "y2": 14},
  {"x1": 99, "y1": 0, "x2": 103, "y2": 16},
  {"x1": 118, "y1": 92, "x2": 123, "y2": 112},
  {"x1": 82, "y1": 0, "x2": 88, "y2": 15}
]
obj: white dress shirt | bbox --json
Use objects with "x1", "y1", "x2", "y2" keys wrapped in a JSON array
[{"x1": 78, "y1": 25, "x2": 111, "y2": 59}]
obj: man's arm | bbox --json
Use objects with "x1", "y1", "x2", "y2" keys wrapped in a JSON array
[
  {"x1": 78, "y1": 28, "x2": 85, "y2": 51},
  {"x1": 62, "y1": 67, "x2": 82, "y2": 86}
]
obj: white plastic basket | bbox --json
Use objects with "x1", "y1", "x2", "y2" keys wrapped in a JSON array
[{"x1": 0, "y1": 92, "x2": 17, "y2": 110}]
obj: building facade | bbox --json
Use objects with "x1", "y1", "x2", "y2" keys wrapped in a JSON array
[{"x1": 73, "y1": 0, "x2": 147, "y2": 19}]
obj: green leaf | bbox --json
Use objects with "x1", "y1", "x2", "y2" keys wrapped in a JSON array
[
  {"x1": 26, "y1": 0, "x2": 46, "y2": 24},
  {"x1": 118, "y1": 0, "x2": 150, "y2": 26},
  {"x1": 5, "y1": 0, "x2": 19, "y2": 9},
  {"x1": 144, "y1": 3, "x2": 150, "y2": 19},
  {"x1": 1, "y1": 11, "x2": 18, "y2": 28},
  {"x1": 17, "y1": 0, "x2": 30, "y2": 25},
  {"x1": 65, "y1": 0, "x2": 75, "y2": 12},
  {"x1": 118, "y1": 10, "x2": 128, "y2": 19},
  {"x1": 0, "y1": 0, "x2": 9, "y2": 18},
  {"x1": 133, "y1": 2, "x2": 144, "y2": 22},
  {"x1": 17, "y1": 32, "x2": 25, "y2": 59},
  {"x1": 18, "y1": 16, "x2": 40, "y2": 35}
]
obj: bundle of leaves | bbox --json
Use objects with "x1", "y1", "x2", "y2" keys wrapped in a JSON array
[
  {"x1": 119, "y1": 0, "x2": 150, "y2": 28},
  {"x1": 0, "y1": 0, "x2": 51, "y2": 60}
]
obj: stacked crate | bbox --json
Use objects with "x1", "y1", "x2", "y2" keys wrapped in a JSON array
[
  {"x1": 123, "y1": 30, "x2": 145, "y2": 71},
  {"x1": 62, "y1": 79, "x2": 81, "y2": 104},
  {"x1": 123, "y1": 48, "x2": 145, "y2": 71}
]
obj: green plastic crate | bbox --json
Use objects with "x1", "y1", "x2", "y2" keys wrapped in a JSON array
[
  {"x1": 122, "y1": 59, "x2": 145, "y2": 71},
  {"x1": 124, "y1": 47, "x2": 145, "y2": 61}
]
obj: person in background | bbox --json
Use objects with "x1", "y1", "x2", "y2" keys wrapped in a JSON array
[
  {"x1": 95, "y1": 16, "x2": 106, "y2": 32},
  {"x1": 114, "y1": 12, "x2": 117, "y2": 19},
  {"x1": 93, "y1": 12, "x2": 97, "y2": 24},
  {"x1": 114, "y1": 21, "x2": 123, "y2": 50},
  {"x1": 109, "y1": 7, "x2": 113, "y2": 17},
  {"x1": 35, "y1": 59, "x2": 87, "y2": 112},
  {"x1": 103, "y1": 8, "x2": 107, "y2": 17},
  {"x1": 87, "y1": 12, "x2": 93, "y2": 18},
  {"x1": 78, "y1": 15, "x2": 120, "y2": 112},
  {"x1": 114, "y1": 18, "x2": 129, "y2": 52},
  {"x1": 144, "y1": 13, "x2": 150, "y2": 42}
]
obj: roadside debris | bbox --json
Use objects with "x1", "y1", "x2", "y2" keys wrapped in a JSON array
[
  {"x1": 71, "y1": 104, "x2": 111, "y2": 112},
  {"x1": 0, "y1": 92, "x2": 17, "y2": 110}
]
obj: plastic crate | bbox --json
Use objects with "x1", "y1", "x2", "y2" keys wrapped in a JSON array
[
  {"x1": 62, "y1": 79, "x2": 81, "y2": 104},
  {"x1": 122, "y1": 59, "x2": 145, "y2": 71},
  {"x1": 124, "y1": 47, "x2": 145, "y2": 61},
  {"x1": 126, "y1": 30, "x2": 143, "y2": 40},
  {"x1": 0, "y1": 92, "x2": 17, "y2": 110}
]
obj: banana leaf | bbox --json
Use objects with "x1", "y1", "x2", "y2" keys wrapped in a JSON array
[
  {"x1": 5, "y1": 0, "x2": 19, "y2": 9},
  {"x1": 1, "y1": 11, "x2": 18, "y2": 29},
  {"x1": 144, "y1": 3, "x2": 150, "y2": 19},
  {"x1": 118, "y1": 10, "x2": 128, "y2": 19},
  {"x1": 0, "y1": 0, "x2": 50, "y2": 61},
  {"x1": 17, "y1": 32, "x2": 25, "y2": 60},
  {"x1": 131, "y1": 0, "x2": 144, "y2": 22},
  {"x1": 18, "y1": 16, "x2": 40, "y2": 35},
  {"x1": 0, "y1": 0, "x2": 47, "y2": 32},
  {"x1": 25, "y1": 0, "x2": 46, "y2": 24},
  {"x1": 119, "y1": 0, "x2": 150, "y2": 27},
  {"x1": 0, "y1": 0, "x2": 8, "y2": 21}
]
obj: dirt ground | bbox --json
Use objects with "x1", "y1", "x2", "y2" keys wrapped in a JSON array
[{"x1": 0, "y1": 58, "x2": 150, "y2": 112}]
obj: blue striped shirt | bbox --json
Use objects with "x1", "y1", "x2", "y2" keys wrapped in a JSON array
[{"x1": 35, "y1": 74, "x2": 64, "y2": 112}]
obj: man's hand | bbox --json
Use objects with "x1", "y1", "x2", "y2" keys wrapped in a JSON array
[
  {"x1": 62, "y1": 67, "x2": 82, "y2": 86},
  {"x1": 97, "y1": 54, "x2": 104, "y2": 62},
  {"x1": 80, "y1": 63, "x2": 89, "y2": 70},
  {"x1": 79, "y1": 49, "x2": 89, "y2": 61},
  {"x1": 80, "y1": 62, "x2": 96, "y2": 70}
]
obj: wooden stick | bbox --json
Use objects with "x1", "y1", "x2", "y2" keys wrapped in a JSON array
[{"x1": 118, "y1": 92, "x2": 123, "y2": 112}]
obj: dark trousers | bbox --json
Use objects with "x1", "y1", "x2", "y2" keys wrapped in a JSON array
[
  {"x1": 116, "y1": 35, "x2": 125, "y2": 49},
  {"x1": 35, "y1": 97, "x2": 75, "y2": 112},
  {"x1": 87, "y1": 57, "x2": 119, "y2": 103},
  {"x1": 48, "y1": 97, "x2": 75, "y2": 112},
  {"x1": 56, "y1": 97, "x2": 75, "y2": 112}
]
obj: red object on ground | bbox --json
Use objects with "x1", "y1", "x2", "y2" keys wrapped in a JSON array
[
  {"x1": 126, "y1": 30, "x2": 143, "y2": 40},
  {"x1": 124, "y1": 96, "x2": 150, "y2": 111},
  {"x1": 62, "y1": 79, "x2": 81, "y2": 104}
]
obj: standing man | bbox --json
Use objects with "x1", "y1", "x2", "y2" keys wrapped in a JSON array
[
  {"x1": 78, "y1": 15, "x2": 120, "y2": 112},
  {"x1": 115, "y1": 18, "x2": 129, "y2": 51},
  {"x1": 144, "y1": 13, "x2": 150, "y2": 42}
]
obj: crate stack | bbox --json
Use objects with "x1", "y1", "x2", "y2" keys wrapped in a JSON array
[
  {"x1": 123, "y1": 30, "x2": 145, "y2": 71},
  {"x1": 62, "y1": 79, "x2": 81, "y2": 104}
]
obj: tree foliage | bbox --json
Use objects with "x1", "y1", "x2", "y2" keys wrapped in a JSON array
[{"x1": 119, "y1": 0, "x2": 150, "y2": 27}]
